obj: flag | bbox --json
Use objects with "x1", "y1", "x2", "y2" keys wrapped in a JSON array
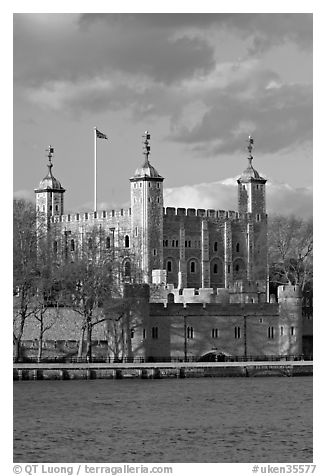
[{"x1": 96, "y1": 129, "x2": 108, "y2": 140}]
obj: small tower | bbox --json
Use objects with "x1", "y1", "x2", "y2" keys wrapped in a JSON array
[
  {"x1": 34, "y1": 146, "x2": 65, "y2": 226},
  {"x1": 237, "y1": 136, "x2": 267, "y2": 215},
  {"x1": 130, "y1": 132, "x2": 164, "y2": 283}
]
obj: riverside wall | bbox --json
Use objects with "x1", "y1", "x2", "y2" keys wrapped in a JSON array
[{"x1": 13, "y1": 361, "x2": 312, "y2": 380}]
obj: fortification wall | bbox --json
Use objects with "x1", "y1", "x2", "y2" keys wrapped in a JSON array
[{"x1": 163, "y1": 207, "x2": 267, "y2": 222}]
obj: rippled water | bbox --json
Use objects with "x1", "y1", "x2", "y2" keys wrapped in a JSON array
[{"x1": 13, "y1": 377, "x2": 312, "y2": 463}]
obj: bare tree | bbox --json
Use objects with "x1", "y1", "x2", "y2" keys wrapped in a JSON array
[
  {"x1": 13, "y1": 199, "x2": 39, "y2": 361},
  {"x1": 268, "y1": 215, "x2": 313, "y2": 292}
]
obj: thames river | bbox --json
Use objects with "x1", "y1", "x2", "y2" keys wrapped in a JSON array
[{"x1": 13, "y1": 377, "x2": 312, "y2": 463}]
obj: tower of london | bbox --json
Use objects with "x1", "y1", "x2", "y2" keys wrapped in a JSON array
[{"x1": 35, "y1": 132, "x2": 268, "y2": 304}]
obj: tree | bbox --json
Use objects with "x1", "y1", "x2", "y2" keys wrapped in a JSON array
[
  {"x1": 268, "y1": 215, "x2": 313, "y2": 293},
  {"x1": 13, "y1": 199, "x2": 39, "y2": 361},
  {"x1": 13, "y1": 198, "x2": 63, "y2": 361},
  {"x1": 60, "y1": 226, "x2": 143, "y2": 361}
]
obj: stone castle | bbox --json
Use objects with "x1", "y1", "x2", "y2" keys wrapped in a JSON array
[
  {"x1": 29, "y1": 132, "x2": 305, "y2": 360},
  {"x1": 35, "y1": 133, "x2": 268, "y2": 300}
]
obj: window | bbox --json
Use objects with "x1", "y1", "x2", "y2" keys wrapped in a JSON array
[
  {"x1": 163, "y1": 239, "x2": 168, "y2": 247},
  {"x1": 291, "y1": 326, "x2": 295, "y2": 336},
  {"x1": 153, "y1": 249, "x2": 157, "y2": 256},
  {"x1": 152, "y1": 327, "x2": 158, "y2": 339},
  {"x1": 213, "y1": 264, "x2": 218, "y2": 274},
  {"x1": 106, "y1": 237, "x2": 111, "y2": 249},
  {"x1": 228, "y1": 265, "x2": 231, "y2": 273},
  {"x1": 172, "y1": 240, "x2": 175, "y2": 247},
  {"x1": 236, "y1": 243, "x2": 240, "y2": 253},
  {"x1": 53, "y1": 241, "x2": 58, "y2": 254},
  {"x1": 187, "y1": 327, "x2": 194, "y2": 339},
  {"x1": 135, "y1": 227, "x2": 138, "y2": 237},
  {"x1": 212, "y1": 328, "x2": 219, "y2": 338},
  {"x1": 130, "y1": 329, "x2": 135, "y2": 339},
  {"x1": 167, "y1": 260, "x2": 172, "y2": 272},
  {"x1": 70, "y1": 239, "x2": 75, "y2": 252},
  {"x1": 214, "y1": 242, "x2": 218, "y2": 252},
  {"x1": 157, "y1": 197, "x2": 160, "y2": 203},
  {"x1": 125, "y1": 235, "x2": 130, "y2": 248},
  {"x1": 134, "y1": 183, "x2": 137, "y2": 188},
  {"x1": 143, "y1": 329, "x2": 146, "y2": 339},
  {"x1": 175, "y1": 240, "x2": 179, "y2": 247},
  {"x1": 167, "y1": 293, "x2": 175, "y2": 303},
  {"x1": 55, "y1": 205, "x2": 58, "y2": 212},
  {"x1": 148, "y1": 197, "x2": 151, "y2": 203},
  {"x1": 124, "y1": 261, "x2": 131, "y2": 277},
  {"x1": 280, "y1": 326, "x2": 284, "y2": 336},
  {"x1": 234, "y1": 326, "x2": 241, "y2": 339},
  {"x1": 157, "y1": 183, "x2": 160, "y2": 188},
  {"x1": 148, "y1": 182, "x2": 151, "y2": 188},
  {"x1": 268, "y1": 327, "x2": 275, "y2": 339},
  {"x1": 190, "y1": 261, "x2": 196, "y2": 273}
]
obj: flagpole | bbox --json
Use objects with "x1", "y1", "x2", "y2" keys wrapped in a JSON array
[{"x1": 94, "y1": 126, "x2": 97, "y2": 213}]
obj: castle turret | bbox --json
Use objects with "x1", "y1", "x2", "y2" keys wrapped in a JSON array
[
  {"x1": 130, "y1": 132, "x2": 164, "y2": 283},
  {"x1": 237, "y1": 136, "x2": 266, "y2": 216},
  {"x1": 34, "y1": 146, "x2": 65, "y2": 226},
  {"x1": 278, "y1": 284, "x2": 303, "y2": 356}
]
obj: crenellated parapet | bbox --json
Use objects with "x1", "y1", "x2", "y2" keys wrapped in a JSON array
[
  {"x1": 51, "y1": 208, "x2": 132, "y2": 223},
  {"x1": 163, "y1": 207, "x2": 267, "y2": 222}
]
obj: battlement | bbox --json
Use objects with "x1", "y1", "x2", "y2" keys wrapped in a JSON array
[
  {"x1": 277, "y1": 284, "x2": 302, "y2": 300},
  {"x1": 51, "y1": 208, "x2": 132, "y2": 223},
  {"x1": 163, "y1": 207, "x2": 266, "y2": 222}
]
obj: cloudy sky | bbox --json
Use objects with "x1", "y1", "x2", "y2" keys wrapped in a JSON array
[{"x1": 13, "y1": 12, "x2": 313, "y2": 217}]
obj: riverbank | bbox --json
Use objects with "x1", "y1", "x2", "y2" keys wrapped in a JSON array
[{"x1": 13, "y1": 360, "x2": 313, "y2": 380}]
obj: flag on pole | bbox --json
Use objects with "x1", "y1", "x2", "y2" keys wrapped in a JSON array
[{"x1": 96, "y1": 128, "x2": 108, "y2": 140}]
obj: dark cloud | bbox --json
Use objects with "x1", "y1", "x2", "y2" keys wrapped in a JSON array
[
  {"x1": 170, "y1": 81, "x2": 312, "y2": 155},
  {"x1": 14, "y1": 13, "x2": 215, "y2": 87}
]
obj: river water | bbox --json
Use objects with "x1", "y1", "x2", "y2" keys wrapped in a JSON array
[{"x1": 13, "y1": 377, "x2": 312, "y2": 463}]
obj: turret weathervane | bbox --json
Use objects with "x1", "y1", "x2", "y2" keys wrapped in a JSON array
[
  {"x1": 142, "y1": 131, "x2": 151, "y2": 164},
  {"x1": 247, "y1": 136, "x2": 254, "y2": 166}
]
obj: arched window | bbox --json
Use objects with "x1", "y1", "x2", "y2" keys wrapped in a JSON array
[
  {"x1": 106, "y1": 237, "x2": 111, "y2": 249},
  {"x1": 214, "y1": 242, "x2": 218, "y2": 252},
  {"x1": 124, "y1": 261, "x2": 131, "y2": 277},
  {"x1": 70, "y1": 239, "x2": 75, "y2": 252},
  {"x1": 213, "y1": 263, "x2": 218, "y2": 274},
  {"x1": 125, "y1": 235, "x2": 130, "y2": 248},
  {"x1": 235, "y1": 264, "x2": 239, "y2": 272},
  {"x1": 236, "y1": 243, "x2": 240, "y2": 253},
  {"x1": 167, "y1": 260, "x2": 172, "y2": 272},
  {"x1": 167, "y1": 293, "x2": 175, "y2": 303},
  {"x1": 190, "y1": 261, "x2": 196, "y2": 273}
]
